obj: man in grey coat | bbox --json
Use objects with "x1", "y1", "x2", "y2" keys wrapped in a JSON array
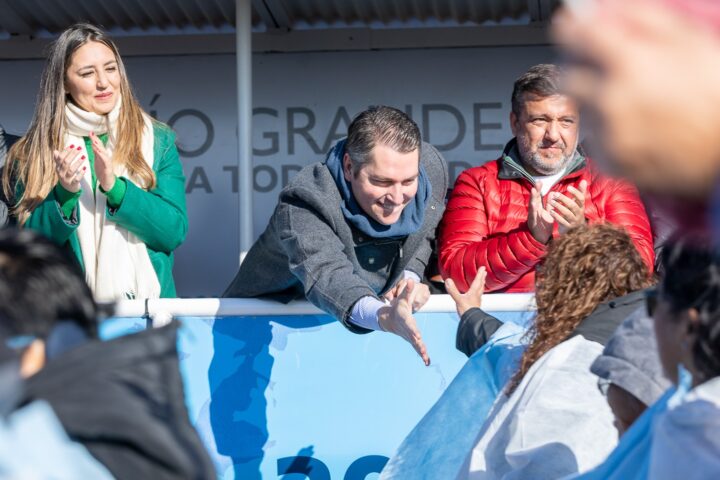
[{"x1": 224, "y1": 106, "x2": 448, "y2": 364}]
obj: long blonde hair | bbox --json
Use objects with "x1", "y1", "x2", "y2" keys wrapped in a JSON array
[{"x1": 3, "y1": 23, "x2": 156, "y2": 225}]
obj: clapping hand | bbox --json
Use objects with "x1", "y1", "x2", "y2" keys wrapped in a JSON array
[
  {"x1": 549, "y1": 180, "x2": 588, "y2": 234},
  {"x1": 54, "y1": 144, "x2": 86, "y2": 193},
  {"x1": 527, "y1": 181, "x2": 555, "y2": 243},
  {"x1": 89, "y1": 132, "x2": 116, "y2": 191}
]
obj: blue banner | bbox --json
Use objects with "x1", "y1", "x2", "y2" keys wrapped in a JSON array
[{"x1": 101, "y1": 310, "x2": 527, "y2": 479}]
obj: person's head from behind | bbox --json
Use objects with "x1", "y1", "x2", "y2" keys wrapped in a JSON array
[
  {"x1": 3, "y1": 23, "x2": 155, "y2": 225},
  {"x1": 0, "y1": 229, "x2": 98, "y2": 378},
  {"x1": 507, "y1": 224, "x2": 652, "y2": 394},
  {"x1": 343, "y1": 106, "x2": 421, "y2": 226},
  {"x1": 650, "y1": 238, "x2": 720, "y2": 387},
  {"x1": 511, "y1": 64, "x2": 580, "y2": 176}
]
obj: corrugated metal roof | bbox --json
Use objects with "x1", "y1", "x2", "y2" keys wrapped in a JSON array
[{"x1": 0, "y1": 0, "x2": 559, "y2": 37}]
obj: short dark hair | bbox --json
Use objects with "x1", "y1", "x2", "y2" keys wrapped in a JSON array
[
  {"x1": 0, "y1": 229, "x2": 98, "y2": 340},
  {"x1": 511, "y1": 64, "x2": 563, "y2": 116},
  {"x1": 345, "y1": 106, "x2": 421, "y2": 173},
  {"x1": 661, "y1": 237, "x2": 720, "y2": 382}
]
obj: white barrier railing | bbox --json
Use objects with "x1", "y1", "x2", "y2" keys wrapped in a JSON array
[{"x1": 113, "y1": 293, "x2": 536, "y2": 318}]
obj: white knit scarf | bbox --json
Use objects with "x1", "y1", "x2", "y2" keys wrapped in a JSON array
[{"x1": 64, "y1": 98, "x2": 161, "y2": 301}]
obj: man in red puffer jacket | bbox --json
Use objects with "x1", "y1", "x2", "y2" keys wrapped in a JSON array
[{"x1": 438, "y1": 64, "x2": 654, "y2": 293}]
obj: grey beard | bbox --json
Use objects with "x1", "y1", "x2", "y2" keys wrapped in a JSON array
[{"x1": 524, "y1": 151, "x2": 573, "y2": 175}]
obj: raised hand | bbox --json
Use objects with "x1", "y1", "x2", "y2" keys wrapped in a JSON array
[
  {"x1": 549, "y1": 180, "x2": 588, "y2": 234},
  {"x1": 378, "y1": 279, "x2": 430, "y2": 366},
  {"x1": 445, "y1": 267, "x2": 487, "y2": 318},
  {"x1": 89, "y1": 131, "x2": 115, "y2": 191},
  {"x1": 527, "y1": 181, "x2": 555, "y2": 244},
  {"x1": 54, "y1": 144, "x2": 86, "y2": 193}
]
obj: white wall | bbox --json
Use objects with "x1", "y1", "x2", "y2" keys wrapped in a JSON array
[{"x1": 0, "y1": 46, "x2": 554, "y2": 296}]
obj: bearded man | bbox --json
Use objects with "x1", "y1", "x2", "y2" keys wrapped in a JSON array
[{"x1": 438, "y1": 64, "x2": 654, "y2": 293}]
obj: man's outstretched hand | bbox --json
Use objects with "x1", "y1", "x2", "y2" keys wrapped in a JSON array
[
  {"x1": 383, "y1": 278, "x2": 431, "y2": 312},
  {"x1": 378, "y1": 279, "x2": 430, "y2": 366}
]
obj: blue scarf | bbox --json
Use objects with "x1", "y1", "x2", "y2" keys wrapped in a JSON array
[{"x1": 325, "y1": 139, "x2": 432, "y2": 239}]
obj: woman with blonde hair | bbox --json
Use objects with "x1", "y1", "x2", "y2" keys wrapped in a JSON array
[{"x1": 3, "y1": 23, "x2": 187, "y2": 300}]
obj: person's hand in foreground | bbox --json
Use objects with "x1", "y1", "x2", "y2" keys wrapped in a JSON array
[
  {"x1": 445, "y1": 267, "x2": 487, "y2": 318},
  {"x1": 553, "y1": 0, "x2": 720, "y2": 197},
  {"x1": 378, "y1": 278, "x2": 430, "y2": 366},
  {"x1": 383, "y1": 278, "x2": 431, "y2": 312}
]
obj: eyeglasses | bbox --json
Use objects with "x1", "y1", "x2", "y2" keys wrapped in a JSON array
[
  {"x1": 597, "y1": 378, "x2": 611, "y2": 396},
  {"x1": 644, "y1": 287, "x2": 658, "y2": 318}
]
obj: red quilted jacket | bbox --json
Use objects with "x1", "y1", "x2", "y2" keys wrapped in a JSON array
[{"x1": 438, "y1": 142, "x2": 655, "y2": 293}]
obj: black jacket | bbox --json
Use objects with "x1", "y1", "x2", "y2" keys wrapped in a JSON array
[
  {"x1": 456, "y1": 290, "x2": 647, "y2": 357},
  {"x1": 20, "y1": 322, "x2": 216, "y2": 480},
  {"x1": 0, "y1": 126, "x2": 19, "y2": 228}
]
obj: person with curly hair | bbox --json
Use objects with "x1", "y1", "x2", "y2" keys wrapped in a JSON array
[
  {"x1": 452, "y1": 224, "x2": 652, "y2": 479},
  {"x1": 380, "y1": 224, "x2": 652, "y2": 479}
]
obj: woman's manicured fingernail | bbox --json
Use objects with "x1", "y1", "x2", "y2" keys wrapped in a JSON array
[
  {"x1": 69, "y1": 144, "x2": 75, "y2": 148},
  {"x1": 77, "y1": 146, "x2": 82, "y2": 151},
  {"x1": 81, "y1": 155, "x2": 86, "y2": 160}
]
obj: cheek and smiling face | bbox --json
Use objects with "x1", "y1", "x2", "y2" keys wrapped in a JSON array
[
  {"x1": 511, "y1": 94, "x2": 580, "y2": 175},
  {"x1": 65, "y1": 41, "x2": 121, "y2": 115},
  {"x1": 343, "y1": 144, "x2": 420, "y2": 226}
]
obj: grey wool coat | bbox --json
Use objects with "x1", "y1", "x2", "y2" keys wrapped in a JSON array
[{"x1": 223, "y1": 140, "x2": 448, "y2": 333}]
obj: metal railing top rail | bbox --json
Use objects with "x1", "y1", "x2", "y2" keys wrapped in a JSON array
[{"x1": 112, "y1": 293, "x2": 536, "y2": 318}]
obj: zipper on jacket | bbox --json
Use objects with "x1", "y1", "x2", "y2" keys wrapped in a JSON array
[
  {"x1": 502, "y1": 152, "x2": 587, "y2": 191},
  {"x1": 502, "y1": 155, "x2": 537, "y2": 185}
]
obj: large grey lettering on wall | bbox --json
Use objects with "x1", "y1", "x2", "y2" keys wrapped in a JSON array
[{"x1": 0, "y1": 46, "x2": 554, "y2": 296}]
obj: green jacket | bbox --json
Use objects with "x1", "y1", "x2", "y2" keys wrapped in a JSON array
[{"x1": 25, "y1": 123, "x2": 188, "y2": 297}]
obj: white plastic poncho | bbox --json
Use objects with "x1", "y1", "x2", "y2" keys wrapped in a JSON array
[
  {"x1": 648, "y1": 376, "x2": 720, "y2": 479},
  {"x1": 459, "y1": 335, "x2": 618, "y2": 480},
  {"x1": 380, "y1": 321, "x2": 527, "y2": 480}
]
